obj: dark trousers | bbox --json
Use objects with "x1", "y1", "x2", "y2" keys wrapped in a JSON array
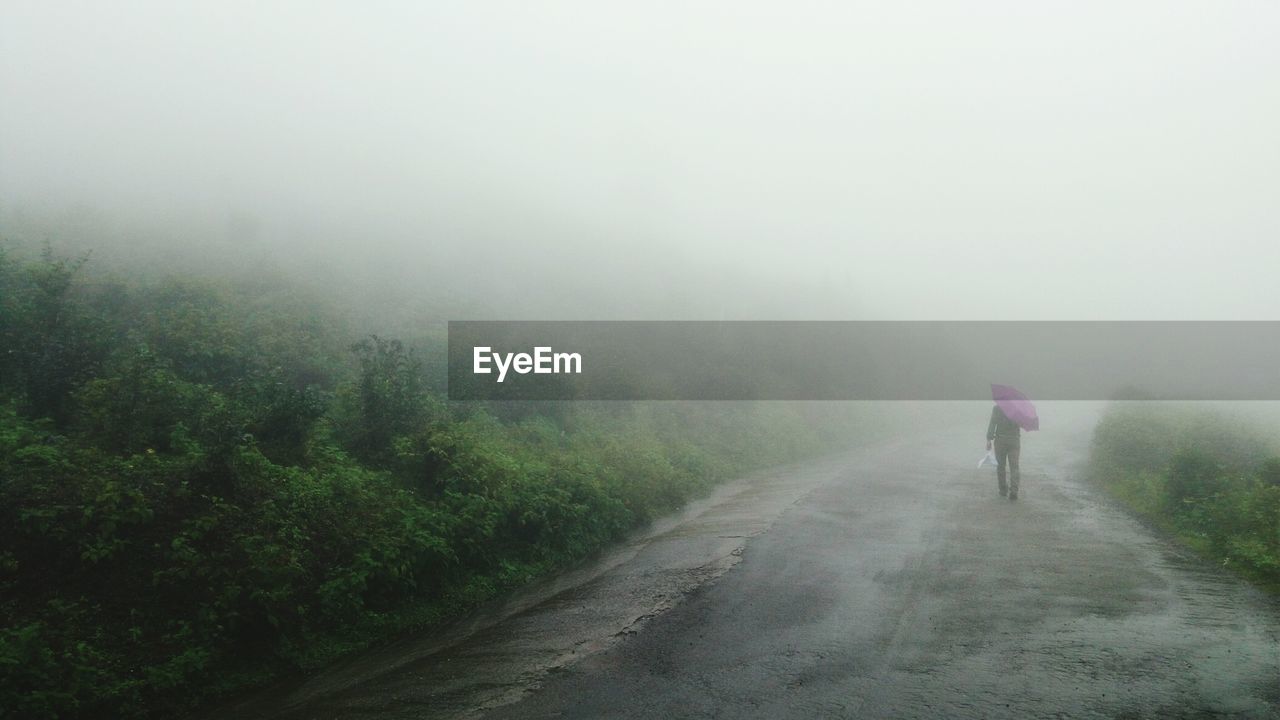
[{"x1": 994, "y1": 437, "x2": 1020, "y2": 494}]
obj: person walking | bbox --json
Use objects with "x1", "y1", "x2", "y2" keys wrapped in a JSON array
[{"x1": 986, "y1": 403, "x2": 1021, "y2": 500}]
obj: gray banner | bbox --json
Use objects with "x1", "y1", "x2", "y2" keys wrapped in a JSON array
[{"x1": 447, "y1": 321, "x2": 1280, "y2": 401}]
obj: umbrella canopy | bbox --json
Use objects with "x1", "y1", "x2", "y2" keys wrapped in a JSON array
[{"x1": 991, "y1": 384, "x2": 1039, "y2": 431}]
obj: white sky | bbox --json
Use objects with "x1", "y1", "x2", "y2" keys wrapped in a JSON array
[{"x1": 2, "y1": 1, "x2": 1278, "y2": 319}]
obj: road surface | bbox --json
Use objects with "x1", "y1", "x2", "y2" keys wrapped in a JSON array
[{"x1": 218, "y1": 417, "x2": 1280, "y2": 719}]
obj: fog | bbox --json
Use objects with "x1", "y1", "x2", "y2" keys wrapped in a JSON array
[
  {"x1": 9, "y1": 8, "x2": 1280, "y2": 717},
  {"x1": 3, "y1": 1, "x2": 1279, "y2": 320}
]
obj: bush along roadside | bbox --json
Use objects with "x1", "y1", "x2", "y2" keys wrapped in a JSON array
[
  {"x1": 1087, "y1": 402, "x2": 1280, "y2": 591},
  {"x1": 0, "y1": 246, "x2": 867, "y2": 718}
]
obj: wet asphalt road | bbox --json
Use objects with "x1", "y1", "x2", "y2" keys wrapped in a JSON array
[{"x1": 222, "y1": 420, "x2": 1280, "y2": 719}]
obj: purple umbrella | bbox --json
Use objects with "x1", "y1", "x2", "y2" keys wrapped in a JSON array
[{"x1": 991, "y1": 384, "x2": 1039, "y2": 431}]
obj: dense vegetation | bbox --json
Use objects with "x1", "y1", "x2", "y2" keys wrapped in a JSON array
[
  {"x1": 0, "y1": 245, "x2": 863, "y2": 718},
  {"x1": 1089, "y1": 403, "x2": 1280, "y2": 590}
]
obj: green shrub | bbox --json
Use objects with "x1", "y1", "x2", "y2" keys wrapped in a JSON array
[
  {"x1": 0, "y1": 246, "x2": 865, "y2": 718},
  {"x1": 1259, "y1": 457, "x2": 1280, "y2": 487},
  {"x1": 1089, "y1": 403, "x2": 1280, "y2": 590},
  {"x1": 1166, "y1": 448, "x2": 1224, "y2": 505}
]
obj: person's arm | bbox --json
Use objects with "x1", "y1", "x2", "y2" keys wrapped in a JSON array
[{"x1": 986, "y1": 406, "x2": 998, "y2": 446}]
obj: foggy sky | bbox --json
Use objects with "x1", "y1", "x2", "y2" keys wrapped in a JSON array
[{"x1": 2, "y1": 2, "x2": 1278, "y2": 320}]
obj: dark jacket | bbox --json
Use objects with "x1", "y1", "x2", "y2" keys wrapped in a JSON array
[{"x1": 987, "y1": 405, "x2": 1021, "y2": 442}]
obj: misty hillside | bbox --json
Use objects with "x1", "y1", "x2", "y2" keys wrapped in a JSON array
[
  {"x1": 0, "y1": 245, "x2": 875, "y2": 717},
  {"x1": 4, "y1": 3, "x2": 1280, "y2": 719}
]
